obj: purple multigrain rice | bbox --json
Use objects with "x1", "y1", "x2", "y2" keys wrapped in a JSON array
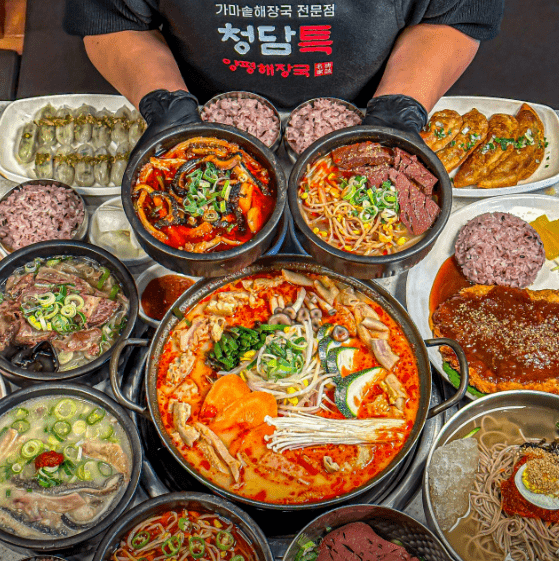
[
  {"x1": 0, "y1": 183, "x2": 85, "y2": 251},
  {"x1": 454, "y1": 212, "x2": 545, "y2": 288},
  {"x1": 201, "y1": 96, "x2": 280, "y2": 147},
  {"x1": 286, "y1": 98, "x2": 362, "y2": 154}
]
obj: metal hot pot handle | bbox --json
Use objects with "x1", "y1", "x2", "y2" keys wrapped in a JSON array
[
  {"x1": 424, "y1": 337, "x2": 469, "y2": 419},
  {"x1": 109, "y1": 337, "x2": 470, "y2": 420},
  {"x1": 110, "y1": 338, "x2": 150, "y2": 417}
]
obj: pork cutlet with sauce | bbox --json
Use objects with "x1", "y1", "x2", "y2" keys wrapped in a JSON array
[{"x1": 431, "y1": 285, "x2": 559, "y2": 394}]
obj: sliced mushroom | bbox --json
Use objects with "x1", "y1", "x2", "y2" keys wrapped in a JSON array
[
  {"x1": 310, "y1": 308, "x2": 322, "y2": 321},
  {"x1": 277, "y1": 295, "x2": 285, "y2": 309},
  {"x1": 296, "y1": 308, "x2": 310, "y2": 322},
  {"x1": 360, "y1": 317, "x2": 389, "y2": 332},
  {"x1": 282, "y1": 269, "x2": 314, "y2": 287},
  {"x1": 338, "y1": 287, "x2": 360, "y2": 307},
  {"x1": 323, "y1": 456, "x2": 341, "y2": 473},
  {"x1": 270, "y1": 296, "x2": 278, "y2": 315},
  {"x1": 269, "y1": 312, "x2": 293, "y2": 325},
  {"x1": 283, "y1": 307, "x2": 297, "y2": 320},
  {"x1": 331, "y1": 325, "x2": 350, "y2": 342},
  {"x1": 311, "y1": 318, "x2": 321, "y2": 331}
]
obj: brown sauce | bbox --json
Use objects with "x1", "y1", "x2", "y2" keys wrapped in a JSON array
[
  {"x1": 429, "y1": 254, "x2": 472, "y2": 316},
  {"x1": 141, "y1": 275, "x2": 195, "y2": 321},
  {"x1": 432, "y1": 285, "x2": 559, "y2": 385}
]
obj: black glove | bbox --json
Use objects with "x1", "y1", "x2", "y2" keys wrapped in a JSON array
[
  {"x1": 362, "y1": 94, "x2": 428, "y2": 140},
  {"x1": 135, "y1": 89, "x2": 202, "y2": 153}
]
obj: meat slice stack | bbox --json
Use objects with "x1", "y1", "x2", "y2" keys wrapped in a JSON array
[
  {"x1": 317, "y1": 521, "x2": 419, "y2": 561},
  {"x1": 332, "y1": 142, "x2": 440, "y2": 236}
]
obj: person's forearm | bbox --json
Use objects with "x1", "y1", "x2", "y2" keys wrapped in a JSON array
[
  {"x1": 84, "y1": 30, "x2": 188, "y2": 109},
  {"x1": 374, "y1": 24, "x2": 479, "y2": 112}
]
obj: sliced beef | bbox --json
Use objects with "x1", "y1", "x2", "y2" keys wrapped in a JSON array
[
  {"x1": 35, "y1": 268, "x2": 101, "y2": 296},
  {"x1": 393, "y1": 147, "x2": 438, "y2": 195},
  {"x1": 5, "y1": 273, "x2": 35, "y2": 298},
  {"x1": 14, "y1": 319, "x2": 54, "y2": 347},
  {"x1": 332, "y1": 142, "x2": 393, "y2": 169},
  {"x1": 81, "y1": 295, "x2": 120, "y2": 326},
  {"x1": 389, "y1": 170, "x2": 440, "y2": 236},
  {"x1": 0, "y1": 301, "x2": 21, "y2": 351},
  {"x1": 52, "y1": 328, "x2": 102, "y2": 356},
  {"x1": 317, "y1": 522, "x2": 419, "y2": 561},
  {"x1": 354, "y1": 165, "x2": 390, "y2": 188}
]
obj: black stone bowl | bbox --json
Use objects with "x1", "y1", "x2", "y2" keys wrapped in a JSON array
[
  {"x1": 288, "y1": 126, "x2": 452, "y2": 278},
  {"x1": 121, "y1": 123, "x2": 287, "y2": 278},
  {"x1": 0, "y1": 383, "x2": 142, "y2": 557},
  {"x1": 92, "y1": 492, "x2": 274, "y2": 561},
  {"x1": 0, "y1": 240, "x2": 138, "y2": 386}
]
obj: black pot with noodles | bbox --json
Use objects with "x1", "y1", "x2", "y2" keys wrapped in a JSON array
[
  {"x1": 0, "y1": 383, "x2": 142, "y2": 557},
  {"x1": 109, "y1": 254, "x2": 469, "y2": 512},
  {"x1": 288, "y1": 126, "x2": 452, "y2": 278},
  {"x1": 121, "y1": 123, "x2": 287, "y2": 278},
  {"x1": 92, "y1": 492, "x2": 273, "y2": 561},
  {"x1": 0, "y1": 240, "x2": 138, "y2": 386}
]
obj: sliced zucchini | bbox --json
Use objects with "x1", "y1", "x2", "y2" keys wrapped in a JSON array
[
  {"x1": 334, "y1": 367, "x2": 386, "y2": 418},
  {"x1": 316, "y1": 323, "x2": 334, "y2": 342},
  {"x1": 318, "y1": 336, "x2": 340, "y2": 368},
  {"x1": 326, "y1": 346, "x2": 358, "y2": 376}
]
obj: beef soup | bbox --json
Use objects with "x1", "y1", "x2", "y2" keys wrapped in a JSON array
[
  {"x1": 298, "y1": 141, "x2": 441, "y2": 256},
  {"x1": 0, "y1": 256, "x2": 128, "y2": 373}
]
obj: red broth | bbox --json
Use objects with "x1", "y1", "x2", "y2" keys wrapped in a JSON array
[
  {"x1": 141, "y1": 275, "x2": 195, "y2": 321},
  {"x1": 133, "y1": 137, "x2": 275, "y2": 253}
]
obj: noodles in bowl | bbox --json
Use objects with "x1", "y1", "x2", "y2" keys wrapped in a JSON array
[
  {"x1": 425, "y1": 392, "x2": 559, "y2": 561},
  {"x1": 298, "y1": 141, "x2": 441, "y2": 256}
]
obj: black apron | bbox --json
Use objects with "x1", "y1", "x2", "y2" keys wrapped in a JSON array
[{"x1": 157, "y1": 0, "x2": 403, "y2": 108}]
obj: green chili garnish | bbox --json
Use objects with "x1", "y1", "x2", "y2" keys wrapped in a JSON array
[
  {"x1": 97, "y1": 267, "x2": 111, "y2": 289},
  {"x1": 216, "y1": 530, "x2": 235, "y2": 550},
  {"x1": 131, "y1": 530, "x2": 151, "y2": 549},
  {"x1": 189, "y1": 536, "x2": 206, "y2": 558},
  {"x1": 162, "y1": 535, "x2": 182, "y2": 557}
]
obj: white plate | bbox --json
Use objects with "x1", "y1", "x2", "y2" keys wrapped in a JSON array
[
  {"x1": 89, "y1": 196, "x2": 150, "y2": 267},
  {"x1": 430, "y1": 96, "x2": 559, "y2": 198},
  {"x1": 0, "y1": 94, "x2": 136, "y2": 196},
  {"x1": 405, "y1": 194, "x2": 559, "y2": 398},
  {"x1": 136, "y1": 264, "x2": 200, "y2": 327}
]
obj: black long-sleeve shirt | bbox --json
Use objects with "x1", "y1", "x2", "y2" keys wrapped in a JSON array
[{"x1": 65, "y1": 0, "x2": 504, "y2": 108}]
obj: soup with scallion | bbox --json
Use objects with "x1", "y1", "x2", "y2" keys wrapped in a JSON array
[{"x1": 0, "y1": 395, "x2": 131, "y2": 539}]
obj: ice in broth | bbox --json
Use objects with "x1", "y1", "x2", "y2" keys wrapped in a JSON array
[{"x1": 0, "y1": 395, "x2": 131, "y2": 540}]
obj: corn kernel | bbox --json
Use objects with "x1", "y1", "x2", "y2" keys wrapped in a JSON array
[
  {"x1": 345, "y1": 245, "x2": 352, "y2": 251},
  {"x1": 242, "y1": 350, "x2": 256, "y2": 359},
  {"x1": 287, "y1": 396, "x2": 299, "y2": 406},
  {"x1": 320, "y1": 231, "x2": 327, "y2": 237},
  {"x1": 303, "y1": 380, "x2": 309, "y2": 387},
  {"x1": 214, "y1": 519, "x2": 223, "y2": 528},
  {"x1": 364, "y1": 224, "x2": 371, "y2": 231},
  {"x1": 313, "y1": 227, "x2": 320, "y2": 234},
  {"x1": 240, "y1": 370, "x2": 248, "y2": 381},
  {"x1": 328, "y1": 172, "x2": 336, "y2": 180},
  {"x1": 353, "y1": 230, "x2": 360, "y2": 235},
  {"x1": 287, "y1": 387, "x2": 297, "y2": 394},
  {"x1": 397, "y1": 237, "x2": 407, "y2": 246},
  {"x1": 379, "y1": 232, "x2": 392, "y2": 243}
]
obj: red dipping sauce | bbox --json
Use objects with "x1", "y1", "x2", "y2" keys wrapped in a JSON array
[{"x1": 141, "y1": 275, "x2": 195, "y2": 321}]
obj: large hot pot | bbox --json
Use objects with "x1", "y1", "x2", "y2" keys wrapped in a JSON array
[{"x1": 110, "y1": 255, "x2": 469, "y2": 510}]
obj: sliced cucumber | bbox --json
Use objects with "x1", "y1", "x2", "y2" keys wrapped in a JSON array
[
  {"x1": 317, "y1": 323, "x2": 334, "y2": 342},
  {"x1": 326, "y1": 347, "x2": 358, "y2": 376},
  {"x1": 334, "y1": 367, "x2": 386, "y2": 418},
  {"x1": 318, "y1": 336, "x2": 341, "y2": 368}
]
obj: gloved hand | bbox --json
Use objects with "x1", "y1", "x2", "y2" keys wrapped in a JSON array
[
  {"x1": 135, "y1": 89, "x2": 202, "y2": 154},
  {"x1": 361, "y1": 94, "x2": 428, "y2": 141}
]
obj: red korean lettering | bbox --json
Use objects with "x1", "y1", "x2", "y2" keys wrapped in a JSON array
[
  {"x1": 258, "y1": 63, "x2": 275, "y2": 76},
  {"x1": 298, "y1": 25, "x2": 333, "y2": 55}
]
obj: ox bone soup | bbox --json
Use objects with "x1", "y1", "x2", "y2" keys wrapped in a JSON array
[
  {"x1": 0, "y1": 395, "x2": 131, "y2": 539},
  {"x1": 157, "y1": 269, "x2": 420, "y2": 504}
]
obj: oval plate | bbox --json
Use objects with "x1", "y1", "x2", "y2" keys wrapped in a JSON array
[
  {"x1": 405, "y1": 193, "x2": 559, "y2": 399},
  {"x1": 429, "y1": 96, "x2": 559, "y2": 198}
]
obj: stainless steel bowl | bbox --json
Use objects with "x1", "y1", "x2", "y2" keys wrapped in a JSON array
[
  {"x1": 284, "y1": 97, "x2": 363, "y2": 163},
  {"x1": 121, "y1": 123, "x2": 288, "y2": 278},
  {"x1": 0, "y1": 180, "x2": 88, "y2": 256},
  {"x1": 284, "y1": 504, "x2": 451, "y2": 561},
  {"x1": 288, "y1": 126, "x2": 452, "y2": 278},
  {"x1": 423, "y1": 390, "x2": 559, "y2": 561},
  {"x1": 92, "y1": 492, "x2": 274, "y2": 561},
  {"x1": 201, "y1": 91, "x2": 282, "y2": 152}
]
